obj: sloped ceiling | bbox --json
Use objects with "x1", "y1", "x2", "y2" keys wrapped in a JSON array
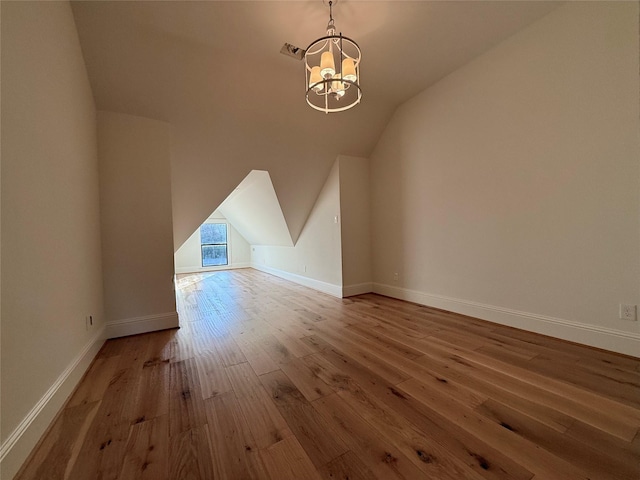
[
  {"x1": 70, "y1": 1, "x2": 560, "y2": 247},
  {"x1": 218, "y1": 170, "x2": 293, "y2": 247}
]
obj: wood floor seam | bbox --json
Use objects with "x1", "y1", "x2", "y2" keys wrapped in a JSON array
[{"x1": 14, "y1": 269, "x2": 640, "y2": 480}]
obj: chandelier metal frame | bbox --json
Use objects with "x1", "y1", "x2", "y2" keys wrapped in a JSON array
[{"x1": 304, "y1": 1, "x2": 362, "y2": 113}]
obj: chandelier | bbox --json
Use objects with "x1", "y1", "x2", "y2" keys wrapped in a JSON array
[{"x1": 304, "y1": 0, "x2": 362, "y2": 113}]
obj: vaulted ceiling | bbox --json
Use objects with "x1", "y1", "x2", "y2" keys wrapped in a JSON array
[{"x1": 71, "y1": 1, "x2": 560, "y2": 247}]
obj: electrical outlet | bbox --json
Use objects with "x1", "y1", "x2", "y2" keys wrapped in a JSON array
[
  {"x1": 619, "y1": 304, "x2": 637, "y2": 321},
  {"x1": 85, "y1": 315, "x2": 94, "y2": 330},
  {"x1": 393, "y1": 272, "x2": 399, "y2": 281},
  {"x1": 303, "y1": 265, "x2": 307, "y2": 273}
]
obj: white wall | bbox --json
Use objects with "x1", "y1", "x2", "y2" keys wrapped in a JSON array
[
  {"x1": 218, "y1": 170, "x2": 293, "y2": 247},
  {"x1": 1, "y1": 3, "x2": 105, "y2": 477},
  {"x1": 339, "y1": 155, "x2": 372, "y2": 296},
  {"x1": 174, "y1": 210, "x2": 251, "y2": 274},
  {"x1": 98, "y1": 111, "x2": 178, "y2": 338},
  {"x1": 370, "y1": 2, "x2": 640, "y2": 356},
  {"x1": 252, "y1": 159, "x2": 343, "y2": 297}
]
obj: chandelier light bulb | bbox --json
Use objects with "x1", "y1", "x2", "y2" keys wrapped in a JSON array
[
  {"x1": 309, "y1": 66, "x2": 324, "y2": 92},
  {"x1": 320, "y1": 51, "x2": 336, "y2": 78},
  {"x1": 342, "y1": 58, "x2": 357, "y2": 83},
  {"x1": 332, "y1": 73, "x2": 345, "y2": 97}
]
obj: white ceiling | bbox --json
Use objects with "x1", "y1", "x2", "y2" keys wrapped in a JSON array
[{"x1": 70, "y1": 1, "x2": 561, "y2": 246}]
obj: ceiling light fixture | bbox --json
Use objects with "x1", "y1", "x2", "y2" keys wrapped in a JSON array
[{"x1": 305, "y1": 0, "x2": 362, "y2": 113}]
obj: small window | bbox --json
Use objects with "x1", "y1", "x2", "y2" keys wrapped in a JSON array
[{"x1": 200, "y1": 223, "x2": 228, "y2": 267}]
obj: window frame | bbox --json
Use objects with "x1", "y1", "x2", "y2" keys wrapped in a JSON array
[{"x1": 200, "y1": 221, "x2": 230, "y2": 268}]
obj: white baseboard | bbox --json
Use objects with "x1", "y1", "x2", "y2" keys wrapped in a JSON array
[
  {"x1": 343, "y1": 282, "x2": 373, "y2": 297},
  {"x1": 373, "y1": 283, "x2": 640, "y2": 357},
  {"x1": 105, "y1": 311, "x2": 179, "y2": 339},
  {"x1": 0, "y1": 326, "x2": 106, "y2": 480},
  {"x1": 174, "y1": 263, "x2": 251, "y2": 274},
  {"x1": 251, "y1": 264, "x2": 343, "y2": 298}
]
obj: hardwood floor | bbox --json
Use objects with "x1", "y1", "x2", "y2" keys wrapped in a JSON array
[{"x1": 16, "y1": 269, "x2": 640, "y2": 479}]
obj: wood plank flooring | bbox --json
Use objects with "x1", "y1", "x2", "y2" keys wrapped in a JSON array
[{"x1": 15, "y1": 269, "x2": 640, "y2": 479}]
